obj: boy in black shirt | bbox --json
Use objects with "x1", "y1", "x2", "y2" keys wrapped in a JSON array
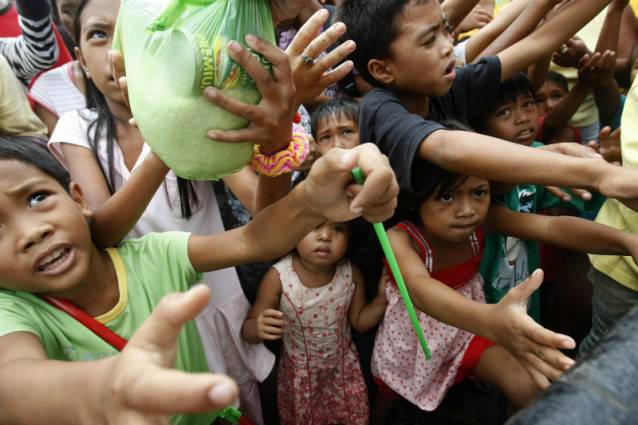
[{"x1": 337, "y1": 0, "x2": 638, "y2": 393}]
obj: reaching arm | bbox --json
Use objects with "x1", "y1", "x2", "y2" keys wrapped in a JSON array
[
  {"x1": 540, "y1": 81, "x2": 590, "y2": 143},
  {"x1": 485, "y1": 204, "x2": 638, "y2": 262},
  {"x1": 464, "y1": 0, "x2": 529, "y2": 64},
  {"x1": 0, "y1": 0, "x2": 59, "y2": 82},
  {"x1": 420, "y1": 129, "x2": 638, "y2": 205},
  {"x1": 188, "y1": 144, "x2": 399, "y2": 272},
  {"x1": 387, "y1": 227, "x2": 575, "y2": 388},
  {"x1": 475, "y1": 0, "x2": 561, "y2": 61},
  {"x1": 0, "y1": 286, "x2": 238, "y2": 425},
  {"x1": 242, "y1": 267, "x2": 284, "y2": 344},
  {"x1": 441, "y1": 0, "x2": 482, "y2": 29},
  {"x1": 498, "y1": 0, "x2": 612, "y2": 83},
  {"x1": 348, "y1": 264, "x2": 387, "y2": 333},
  {"x1": 60, "y1": 143, "x2": 169, "y2": 248}
]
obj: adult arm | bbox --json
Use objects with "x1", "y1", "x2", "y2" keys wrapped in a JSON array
[
  {"x1": 0, "y1": 0, "x2": 59, "y2": 81},
  {"x1": 441, "y1": 0, "x2": 481, "y2": 29},
  {"x1": 0, "y1": 286, "x2": 238, "y2": 425}
]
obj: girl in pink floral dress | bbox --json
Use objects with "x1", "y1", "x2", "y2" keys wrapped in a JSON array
[{"x1": 242, "y1": 221, "x2": 387, "y2": 425}]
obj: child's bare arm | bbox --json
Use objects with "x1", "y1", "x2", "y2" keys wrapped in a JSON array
[
  {"x1": 189, "y1": 144, "x2": 398, "y2": 272},
  {"x1": 243, "y1": 267, "x2": 284, "y2": 344},
  {"x1": 0, "y1": 285, "x2": 237, "y2": 425},
  {"x1": 349, "y1": 264, "x2": 387, "y2": 333},
  {"x1": 474, "y1": 0, "x2": 562, "y2": 61},
  {"x1": 388, "y1": 227, "x2": 575, "y2": 388},
  {"x1": 420, "y1": 129, "x2": 638, "y2": 205},
  {"x1": 464, "y1": 0, "x2": 529, "y2": 64},
  {"x1": 498, "y1": 0, "x2": 611, "y2": 83},
  {"x1": 486, "y1": 204, "x2": 638, "y2": 262},
  {"x1": 441, "y1": 0, "x2": 481, "y2": 29},
  {"x1": 60, "y1": 144, "x2": 169, "y2": 248}
]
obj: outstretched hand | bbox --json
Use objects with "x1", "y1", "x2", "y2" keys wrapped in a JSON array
[
  {"x1": 103, "y1": 285, "x2": 238, "y2": 424},
  {"x1": 286, "y1": 9, "x2": 356, "y2": 108},
  {"x1": 204, "y1": 36, "x2": 295, "y2": 153},
  {"x1": 487, "y1": 270, "x2": 576, "y2": 389},
  {"x1": 589, "y1": 126, "x2": 622, "y2": 165},
  {"x1": 302, "y1": 143, "x2": 399, "y2": 223}
]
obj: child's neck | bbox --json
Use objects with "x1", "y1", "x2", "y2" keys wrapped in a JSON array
[
  {"x1": 292, "y1": 254, "x2": 337, "y2": 289},
  {"x1": 395, "y1": 91, "x2": 430, "y2": 118},
  {"x1": 46, "y1": 246, "x2": 119, "y2": 317},
  {"x1": 419, "y1": 225, "x2": 475, "y2": 270}
]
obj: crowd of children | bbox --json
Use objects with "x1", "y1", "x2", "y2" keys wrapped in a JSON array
[{"x1": 3, "y1": 0, "x2": 638, "y2": 424}]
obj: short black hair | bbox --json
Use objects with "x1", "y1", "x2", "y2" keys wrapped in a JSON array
[
  {"x1": 0, "y1": 136, "x2": 71, "y2": 190},
  {"x1": 310, "y1": 98, "x2": 359, "y2": 140},
  {"x1": 545, "y1": 71, "x2": 569, "y2": 93},
  {"x1": 337, "y1": 0, "x2": 430, "y2": 86},
  {"x1": 471, "y1": 73, "x2": 535, "y2": 131}
]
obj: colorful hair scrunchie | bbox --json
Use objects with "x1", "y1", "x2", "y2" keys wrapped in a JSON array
[{"x1": 251, "y1": 123, "x2": 310, "y2": 177}]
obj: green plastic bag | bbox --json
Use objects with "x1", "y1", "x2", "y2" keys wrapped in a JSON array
[{"x1": 113, "y1": 0, "x2": 275, "y2": 180}]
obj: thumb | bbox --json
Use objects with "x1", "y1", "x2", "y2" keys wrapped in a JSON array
[
  {"x1": 128, "y1": 284, "x2": 211, "y2": 352},
  {"x1": 507, "y1": 269, "x2": 544, "y2": 305}
]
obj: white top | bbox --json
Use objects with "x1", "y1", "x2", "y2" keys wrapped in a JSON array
[
  {"x1": 29, "y1": 62, "x2": 85, "y2": 117},
  {"x1": 48, "y1": 108, "x2": 275, "y2": 383}
]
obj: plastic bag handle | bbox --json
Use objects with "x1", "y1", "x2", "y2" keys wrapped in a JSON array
[{"x1": 149, "y1": 0, "x2": 218, "y2": 31}]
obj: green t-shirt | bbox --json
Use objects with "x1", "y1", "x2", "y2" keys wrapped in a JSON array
[
  {"x1": 0, "y1": 232, "x2": 215, "y2": 425},
  {"x1": 479, "y1": 142, "x2": 602, "y2": 321}
]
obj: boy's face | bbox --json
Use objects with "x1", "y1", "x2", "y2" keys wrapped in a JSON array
[
  {"x1": 484, "y1": 93, "x2": 539, "y2": 146},
  {"x1": 0, "y1": 161, "x2": 94, "y2": 295},
  {"x1": 315, "y1": 115, "x2": 360, "y2": 156},
  {"x1": 534, "y1": 81, "x2": 567, "y2": 115},
  {"x1": 371, "y1": 1, "x2": 456, "y2": 98}
]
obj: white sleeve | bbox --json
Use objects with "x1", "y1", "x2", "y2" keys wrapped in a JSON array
[
  {"x1": 28, "y1": 69, "x2": 55, "y2": 112},
  {"x1": 47, "y1": 109, "x2": 93, "y2": 168},
  {"x1": 453, "y1": 40, "x2": 468, "y2": 67}
]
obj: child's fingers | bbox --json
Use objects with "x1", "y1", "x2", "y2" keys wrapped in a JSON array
[
  {"x1": 521, "y1": 360, "x2": 552, "y2": 390},
  {"x1": 261, "y1": 325, "x2": 284, "y2": 336},
  {"x1": 521, "y1": 318, "x2": 576, "y2": 352},
  {"x1": 545, "y1": 186, "x2": 572, "y2": 202},
  {"x1": 243, "y1": 35, "x2": 292, "y2": 89},
  {"x1": 302, "y1": 22, "x2": 348, "y2": 64},
  {"x1": 318, "y1": 61, "x2": 355, "y2": 89},
  {"x1": 225, "y1": 40, "x2": 277, "y2": 99},
  {"x1": 523, "y1": 347, "x2": 571, "y2": 382},
  {"x1": 121, "y1": 369, "x2": 238, "y2": 414},
  {"x1": 128, "y1": 285, "x2": 211, "y2": 353},
  {"x1": 286, "y1": 9, "x2": 330, "y2": 57},
  {"x1": 261, "y1": 317, "x2": 285, "y2": 328},
  {"x1": 313, "y1": 41, "x2": 356, "y2": 76}
]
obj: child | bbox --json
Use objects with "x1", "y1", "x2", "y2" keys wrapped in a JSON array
[
  {"x1": 311, "y1": 98, "x2": 361, "y2": 155},
  {"x1": 473, "y1": 75, "x2": 598, "y2": 322},
  {"x1": 534, "y1": 71, "x2": 582, "y2": 144},
  {"x1": 338, "y1": 0, "x2": 638, "y2": 383},
  {"x1": 372, "y1": 169, "x2": 638, "y2": 419},
  {"x1": 242, "y1": 221, "x2": 387, "y2": 424},
  {"x1": 0, "y1": 136, "x2": 398, "y2": 424}
]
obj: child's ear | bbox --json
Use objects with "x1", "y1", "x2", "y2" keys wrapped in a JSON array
[
  {"x1": 69, "y1": 182, "x2": 93, "y2": 219},
  {"x1": 75, "y1": 47, "x2": 90, "y2": 79},
  {"x1": 368, "y1": 59, "x2": 395, "y2": 86}
]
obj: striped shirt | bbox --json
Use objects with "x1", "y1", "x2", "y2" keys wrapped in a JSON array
[{"x1": 0, "y1": 0, "x2": 59, "y2": 83}]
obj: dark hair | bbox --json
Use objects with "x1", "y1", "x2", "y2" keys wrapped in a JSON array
[
  {"x1": 471, "y1": 72, "x2": 535, "y2": 131},
  {"x1": 73, "y1": 0, "x2": 198, "y2": 218},
  {"x1": 310, "y1": 98, "x2": 359, "y2": 140},
  {"x1": 0, "y1": 136, "x2": 71, "y2": 190},
  {"x1": 545, "y1": 70, "x2": 569, "y2": 93},
  {"x1": 337, "y1": 0, "x2": 429, "y2": 86}
]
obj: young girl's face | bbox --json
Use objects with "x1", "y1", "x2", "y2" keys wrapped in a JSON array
[
  {"x1": 76, "y1": 0, "x2": 124, "y2": 105},
  {"x1": 419, "y1": 176, "x2": 490, "y2": 243},
  {"x1": 296, "y1": 221, "x2": 348, "y2": 269},
  {"x1": 534, "y1": 81, "x2": 567, "y2": 115},
  {"x1": 315, "y1": 115, "x2": 360, "y2": 156},
  {"x1": 484, "y1": 93, "x2": 539, "y2": 146},
  {"x1": 0, "y1": 161, "x2": 93, "y2": 295}
]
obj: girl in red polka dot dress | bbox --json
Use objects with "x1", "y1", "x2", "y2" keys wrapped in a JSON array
[
  {"x1": 242, "y1": 221, "x2": 387, "y2": 424},
  {"x1": 371, "y1": 168, "x2": 638, "y2": 422}
]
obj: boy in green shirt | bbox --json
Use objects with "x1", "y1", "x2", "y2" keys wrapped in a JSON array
[{"x1": 0, "y1": 136, "x2": 398, "y2": 425}]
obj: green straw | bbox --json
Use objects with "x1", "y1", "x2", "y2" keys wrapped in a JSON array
[{"x1": 351, "y1": 167, "x2": 432, "y2": 360}]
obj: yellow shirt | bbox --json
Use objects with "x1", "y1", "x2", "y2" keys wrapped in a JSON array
[
  {"x1": 0, "y1": 55, "x2": 47, "y2": 137},
  {"x1": 589, "y1": 76, "x2": 638, "y2": 292}
]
